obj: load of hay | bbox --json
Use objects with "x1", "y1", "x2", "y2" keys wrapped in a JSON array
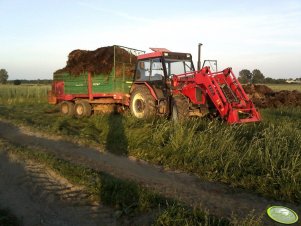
[{"x1": 54, "y1": 46, "x2": 137, "y2": 76}]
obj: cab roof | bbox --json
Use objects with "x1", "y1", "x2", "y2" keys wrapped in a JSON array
[{"x1": 137, "y1": 48, "x2": 192, "y2": 60}]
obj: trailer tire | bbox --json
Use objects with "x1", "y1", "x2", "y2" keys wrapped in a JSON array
[
  {"x1": 74, "y1": 100, "x2": 92, "y2": 118},
  {"x1": 130, "y1": 86, "x2": 156, "y2": 119},
  {"x1": 60, "y1": 101, "x2": 75, "y2": 116},
  {"x1": 172, "y1": 95, "x2": 189, "y2": 122}
]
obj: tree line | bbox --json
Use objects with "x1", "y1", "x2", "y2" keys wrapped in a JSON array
[
  {"x1": 238, "y1": 69, "x2": 300, "y2": 84},
  {"x1": 9, "y1": 79, "x2": 53, "y2": 85},
  {"x1": 0, "y1": 69, "x2": 52, "y2": 85}
]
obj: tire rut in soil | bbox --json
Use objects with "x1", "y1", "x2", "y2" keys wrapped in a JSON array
[{"x1": 0, "y1": 148, "x2": 116, "y2": 226}]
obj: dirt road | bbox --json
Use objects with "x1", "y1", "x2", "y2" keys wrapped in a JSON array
[
  {"x1": 0, "y1": 120, "x2": 300, "y2": 225},
  {"x1": 0, "y1": 148, "x2": 116, "y2": 226}
]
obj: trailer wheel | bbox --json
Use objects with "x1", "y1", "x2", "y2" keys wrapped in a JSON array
[
  {"x1": 60, "y1": 101, "x2": 75, "y2": 116},
  {"x1": 172, "y1": 95, "x2": 189, "y2": 122},
  {"x1": 130, "y1": 86, "x2": 156, "y2": 119},
  {"x1": 74, "y1": 101, "x2": 92, "y2": 117}
]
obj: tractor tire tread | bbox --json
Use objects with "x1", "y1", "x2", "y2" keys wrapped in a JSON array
[
  {"x1": 172, "y1": 94, "x2": 189, "y2": 121},
  {"x1": 130, "y1": 86, "x2": 156, "y2": 119}
]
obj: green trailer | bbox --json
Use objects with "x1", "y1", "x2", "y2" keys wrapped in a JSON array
[{"x1": 48, "y1": 45, "x2": 145, "y2": 117}]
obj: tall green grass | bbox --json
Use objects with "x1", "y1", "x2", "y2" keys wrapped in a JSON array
[
  {"x1": 126, "y1": 114, "x2": 301, "y2": 203},
  {"x1": 0, "y1": 85, "x2": 50, "y2": 104}
]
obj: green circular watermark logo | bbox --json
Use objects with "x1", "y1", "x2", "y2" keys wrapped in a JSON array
[{"x1": 267, "y1": 206, "x2": 298, "y2": 224}]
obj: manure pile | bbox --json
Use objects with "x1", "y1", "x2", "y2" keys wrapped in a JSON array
[
  {"x1": 54, "y1": 46, "x2": 137, "y2": 76},
  {"x1": 243, "y1": 84, "x2": 301, "y2": 108}
]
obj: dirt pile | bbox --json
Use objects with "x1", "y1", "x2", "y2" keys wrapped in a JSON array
[
  {"x1": 55, "y1": 46, "x2": 137, "y2": 76},
  {"x1": 243, "y1": 84, "x2": 301, "y2": 108}
]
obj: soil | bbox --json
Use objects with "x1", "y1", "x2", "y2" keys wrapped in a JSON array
[
  {"x1": 0, "y1": 120, "x2": 300, "y2": 225},
  {"x1": 54, "y1": 46, "x2": 137, "y2": 76},
  {"x1": 243, "y1": 84, "x2": 301, "y2": 108},
  {"x1": 0, "y1": 148, "x2": 117, "y2": 226}
]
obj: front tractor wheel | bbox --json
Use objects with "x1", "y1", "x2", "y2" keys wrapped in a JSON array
[
  {"x1": 130, "y1": 86, "x2": 156, "y2": 119},
  {"x1": 74, "y1": 100, "x2": 92, "y2": 118},
  {"x1": 172, "y1": 95, "x2": 190, "y2": 122},
  {"x1": 60, "y1": 101, "x2": 75, "y2": 116}
]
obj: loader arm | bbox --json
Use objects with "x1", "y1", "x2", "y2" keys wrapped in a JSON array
[
  {"x1": 172, "y1": 67, "x2": 261, "y2": 124},
  {"x1": 206, "y1": 67, "x2": 261, "y2": 123}
]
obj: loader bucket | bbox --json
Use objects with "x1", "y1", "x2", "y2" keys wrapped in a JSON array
[{"x1": 227, "y1": 107, "x2": 261, "y2": 124}]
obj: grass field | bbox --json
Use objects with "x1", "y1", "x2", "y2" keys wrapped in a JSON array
[
  {"x1": 0, "y1": 84, "x2": 50, "y2": 104},
  {"x1": 0, "y1": 84, "x2": 300, "y2": 224},
  {"x1": 265, "y1": 83, "x2": 301, "y2": 91}
]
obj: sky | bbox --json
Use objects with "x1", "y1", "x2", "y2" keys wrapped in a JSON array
[{"x1": 0, "y1": 0, "x2": 301, "y2": 80}]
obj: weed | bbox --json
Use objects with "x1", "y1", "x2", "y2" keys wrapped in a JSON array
[{"x1": 154, "y1": 204, "x2": 228, "y2": 226}]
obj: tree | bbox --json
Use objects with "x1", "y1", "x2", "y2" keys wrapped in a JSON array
[
  {"x1": 0, "y1": 69, "x2": 8, "y2": 84},
  {"x1": 13, "y1": 79, "x2": 21, "y2": 85},
  {"x1": 264, "y1": 77, "x2": 274, "y2": 84},
  {"x1": 252, "y1": 69, "x2": 265, "y2": 84},
  {"x1": 238, "y1": 69, "x2": 252, "y2": 84}
]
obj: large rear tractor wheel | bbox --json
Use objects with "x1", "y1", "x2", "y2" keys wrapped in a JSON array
[
  {"x1": 74, "y1": 100, "x2": 92, "y2": 118},
  {"x1": 130, "y1": 86, "x2": 156, "y2": 119},
  {"x1": 172, "y1": 95, "x2": 190, "y2": 122},
  {"x1": 60, "y1": 101, "x2": 75, "y2": 116}
]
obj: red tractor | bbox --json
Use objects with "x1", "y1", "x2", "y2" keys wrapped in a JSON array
[
  {"x1": 49, "y1": 44, "x2": 260, "y2": 123},
  {"x1": 129, "y1": 46, "x2": 261, "y2": 123}
]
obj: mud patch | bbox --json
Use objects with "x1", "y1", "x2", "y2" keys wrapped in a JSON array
[{"x1": 243, "y1": 84, "x2": 301, "y2": 108}]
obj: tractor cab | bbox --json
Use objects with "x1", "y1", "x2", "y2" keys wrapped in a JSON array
[
  {"x1": 130, "y1": 49, "x2": 194, "y2": 118},
  {"x1": 134, "y1": 49, "x2": 195, "y2": 83}
]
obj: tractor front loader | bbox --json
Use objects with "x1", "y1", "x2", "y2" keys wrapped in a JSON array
[
  {"x1": 129, "y1": 45, "x2": 261, "y2": 124},
  {"x1": 171, "y1": 67, "x2": 261, "y2": 123}
]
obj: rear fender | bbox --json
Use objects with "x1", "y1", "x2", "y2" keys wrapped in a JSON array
[{"x1": 130, "y1": 82, "x2": 158, "y2": 100}]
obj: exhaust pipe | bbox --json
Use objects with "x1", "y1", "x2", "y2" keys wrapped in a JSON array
[{"x1": 197, "y1": 43, "x2": 203, "y2": 71}]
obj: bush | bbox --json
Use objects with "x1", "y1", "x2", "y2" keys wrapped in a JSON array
[{"x1": 13, "y1": 80, "x2": 21, "y2": 85}]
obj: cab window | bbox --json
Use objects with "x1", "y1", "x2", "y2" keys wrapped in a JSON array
[
  {"x1": 135, "y1": 60, "x2": 151, "y2": 81},
  {"x1": 135, "y1": 58, "x2": 164, "y2": 81},
  {"x1": 150, "y1": 58, "x2": 164, "y2": 81},
  {"x1": 165, "y1": 59, "x2": 194, "y2": 77}
]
